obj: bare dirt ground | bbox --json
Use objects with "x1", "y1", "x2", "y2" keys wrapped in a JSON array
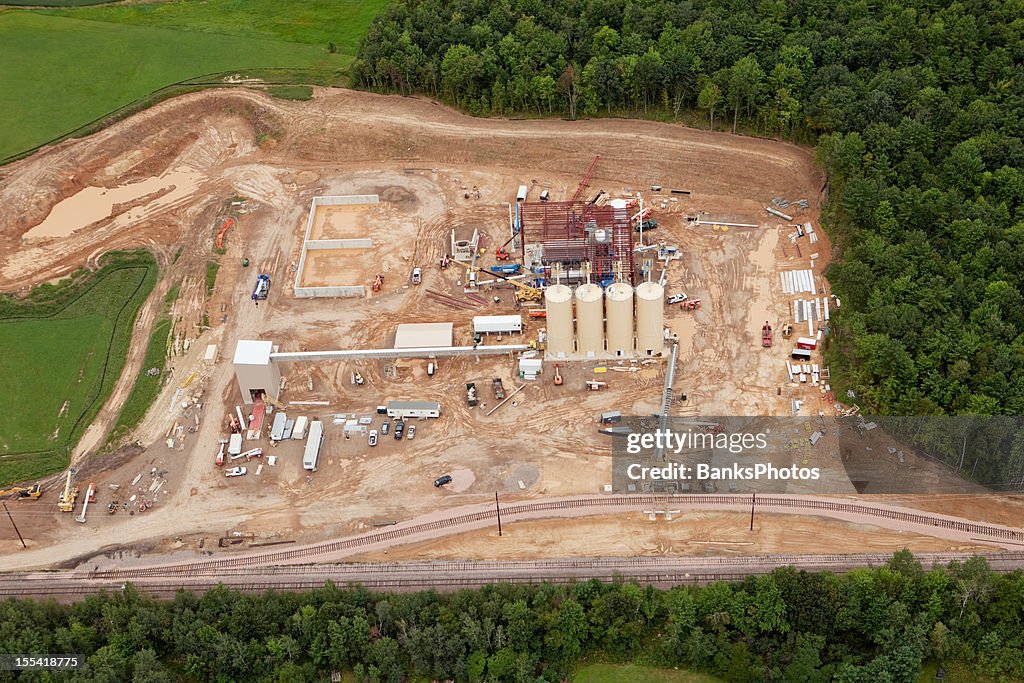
[
  {"x1": 347, "y1": 512, "x2": 995, "y2": 562},
  {"x1": 0, "y1": 88, "x2": 1018, "y2": 570}
]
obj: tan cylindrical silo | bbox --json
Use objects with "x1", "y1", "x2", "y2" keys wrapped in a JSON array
[
  {"x1": 545, "y1": 284, "x2": 574, "y2": 358},
  {"x1": 635, "y1": 281, "x2": 665, "y2": 356},
  {"x1": 574, "y1": 283, "x2": 604, "y2": 356},
  {"x1": 605, "y1": 282, "x2": 634, "y2": 356}
]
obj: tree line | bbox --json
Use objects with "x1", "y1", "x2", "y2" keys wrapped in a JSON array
[
  {"x1": 353, "y1": 0, "x2": 1024, "y2": 424},
  {"x1": 0, "y1": 552, "x2": 1021, "y2": 682}
]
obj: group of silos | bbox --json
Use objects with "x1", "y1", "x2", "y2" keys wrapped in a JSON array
[{"x1": 544, "y1": 280, "x2": 665, "y2": 358}]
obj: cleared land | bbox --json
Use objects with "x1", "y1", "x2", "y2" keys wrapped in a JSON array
[
  {"x1": 0, "y1": 88, "x2": 1018, "y2": 570},
  {"x1": 0, "y1": 9, "x2": 359, "y2": 159},
  {"x1": 0, "y1": 256, "x2": 155, "y2": 484},
  {"x1": 576, "y1": 664, "x2": 724, "y2": 683}
]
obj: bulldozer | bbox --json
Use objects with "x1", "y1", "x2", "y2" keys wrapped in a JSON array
[{"x1": 0, "y1": 483, "x2": 42, "y2": 500}]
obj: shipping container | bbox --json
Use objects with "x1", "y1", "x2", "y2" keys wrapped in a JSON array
[{"x1": 291, "y1": 416, "x2": 308, "y2": 440}]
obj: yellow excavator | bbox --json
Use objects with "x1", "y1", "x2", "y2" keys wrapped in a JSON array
[{"x1": 0, "y1": 483, "x2": 42, "y2": 500}]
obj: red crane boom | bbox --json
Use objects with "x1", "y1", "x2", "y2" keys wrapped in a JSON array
[{"x1": 570, "y1": 155, "x2": 601, "y2": 203}]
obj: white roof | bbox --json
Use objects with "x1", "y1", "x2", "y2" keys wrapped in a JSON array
[
  {"x1": 473, "y1": 315, "x2": 522, "y2": 332},
  {"x1": 519, "y1": 358, "x2": 543, "y2": 370},
  {"x1": 394, "y1": 322, "x2": 453, "y2": 349},
  {"x1": 204, "y1": 344, "x2": 218, "y2": 361},
  {"x1": 234, "y1": 340, "x2": 273, "y2": 365}
]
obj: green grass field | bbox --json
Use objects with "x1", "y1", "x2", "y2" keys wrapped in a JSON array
[
  {"x1": 0, "y1": 253, "x2": 156, "y2": 485},
  {"x1": 0, "y1": 0, "x2": 387, "y2": 160},
  {"x1": 574, "y1": 664, "x2": 724, "y2": 683},
  {"x1": 104, "y1": 317, "x2": 170, "y2": 449}
]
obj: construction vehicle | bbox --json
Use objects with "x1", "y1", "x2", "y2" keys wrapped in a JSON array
[
  {"x1": 214, "y1": 217, "x2": 234, "y2": 249},
  {"x1": 58, "y1": 468, "x2": 78, "y2": 513},
  {"x1": 411, "y1": 267, "x2": 422, "y2": 285},
  {"x1": 354, "y1": 371, "x2": 364, "y2": 386},
  {"x1": 252, "y1": 274, "x2": 270, "y2": 300},
  {"x1": 492, "y1": 378, "x2": 506, "y2": 400},
  {"x1": 761, "y1": 322, "x2": 773, "y2": 348},
  {"x1": 475, "y1": 266, "x2": 544, "y2": 301},
  {"x1": 586, "y1": 380, "x2": 606, "y2": 391},
  {"x1": 494, "y1": 232, "x2": 520, "y2": 261},
  {"x1": 372, "y1": 274, "x2": 383, "y2": 292},
  {"x1": 528, "y1": 309, "x2": 547, "y2": 318},
  {"x1": 634, "y1": 219, "x2": 658, "y2": 232},
  {"x1": 781, "y1": 323, "x2": 793, "y2": 339},
  {"x1": 440, "y1": 254, "x2": 451, "y2": 269},
  {"x1": 682, "y1": 298, "x2": 702, "y2": 311},
  {"x1": 466, "y1": 382, "x2": 479, "y2": 407},
  {"x1": 489, "y1": 264, "x2": 521, "y2": 275},
  {"x1": 216, "y1": 442, "x2": 226, "y2": 467},
  {"x1": 76, "y1": 483, "x2": 96, "y2": 524},
  {"x1": 553, "y1": 364, "x2": 563, "y2": 386},
  {"x1": 0, "y1": 483, "x2": 42, "y2": 500},
  {"x1": 571, "y1": 155, "x2": 601, "y2": 203}
]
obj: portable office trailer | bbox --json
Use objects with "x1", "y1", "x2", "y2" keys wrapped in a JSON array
[
  {"x1": 796, "y1": 336, "x2": 817, "y2": 350},
  {"x1": 270, "y1": 412, "x2": 287, "y2": 441},
  {"x1": 386, "y1": 401, "x2": 441, "y2": 419},
  {"x1": 516, "y1": 185, "x2": 528, "y2": 202},
  {"x1": 600, "y1": 411, "x2": 622, "y2": 424},
  {"x1": 791, "y1": 348, "x2": 812, "y2": 361},
  {"x1": 292, "y1": 416, "x2": 308, "y2": 440},
  {"x1": 228, "y1": 433, "x2": 243, "y2": 455},
  {"x1": 303, "y1": 421, "x2": 324, "y2": 470},
  {"x1": 473, "y1": 315, "x2": 522, "y2": 335}
]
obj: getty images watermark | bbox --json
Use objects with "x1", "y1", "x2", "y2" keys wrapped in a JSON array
[
  {"x1": 607, "y1": 415, "x2": 1024, "y2": 494},
  {"x1": 623, "y1": 428, "x2": 820, "y2": 484}
]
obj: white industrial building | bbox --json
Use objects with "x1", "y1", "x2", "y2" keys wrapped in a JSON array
[
  {"x1": 233, "y1": 340, "x2": 281, "y2": 405},
  {"x1": 386, "y1": 401, "x2": 441, "y2": 419},
  {"x1": 393, "y1": 322, "x2": 454, "y2": 349},
  {"x1": 473, "y1": 315, "x2": 522, "y2": 335}
]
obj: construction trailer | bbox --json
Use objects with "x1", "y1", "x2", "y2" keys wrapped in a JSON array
[
  {"x1": 796, "y1": 336, "x2": 818, "y2": 350},
  {"x1": 303, "y1": 420, "x2": 324, "y2": 471},
  {"x1": 473, "y1": 315, "x2": 523, "y2": 336},
  {"x1": 386, "y1": 401, "x2": 441, "y2": 419},
  {"x1": 292, "y1": 416, "x2": 308, "y2": 440},
  {"x1": 791, "y1": 348, "x2": 812, "y2": 362},
  {"x1": 517, "y1": 185, "x2": 529, "y2": 202},
  {"x1": 519, "y1": 200, "x2": 635, "y2": 287},
  {"x1": 270, "y1": 412, "x2": 288, "y2": 441}
]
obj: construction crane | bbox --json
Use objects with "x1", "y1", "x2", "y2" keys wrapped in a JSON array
[
  {"x1": 571, "y1": 155, "x2": 601, "y2": 203},
  {"x1": 58, "y1": 468, "x2": 78, "y2": 513},
  {"x1": 473, "y1": 266, "x2": 544, "y2": 301},
  {"x1": 0, "y1": 483, "x2": 42, "y2": 499}
]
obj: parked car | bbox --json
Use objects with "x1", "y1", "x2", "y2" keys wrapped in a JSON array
[
  {"x1": 407, "y1": 424, "x2": 416, "y2": 440},
  {"x1": 394, "y1": 420, "x2": 405, "y2": 439},
  {"x1": 225, "y1": 466, "x2": 247, "y2": 477},
  {"x1": 368, "y1": 430, "x2": 378, "y2": 447},
  {"x1": 381, "y1": 421, "x2": 390, "y2": 435},
  {"x1": 667, "y1": 293, "x2": 688, "y2": 304},
  {"x1": 433, "y1": 474, "x2": 453, "y2": 487}
]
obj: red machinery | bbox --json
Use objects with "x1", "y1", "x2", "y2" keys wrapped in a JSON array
[
  {"x1": 761, "y1": 322, "x2": 773, "y2": 348},
  {"x1": 214, "y1": 217, "x2": 234, "y2": 249},
  {"x1": 682, "y1": 299, "x2": 702, "y2": 311},
  {"x1": 372, "y1": 274, "x2": 383, "y2": 292},
  {"x1": 553, "y1": 364, "x2": 563, "y2": 386}
]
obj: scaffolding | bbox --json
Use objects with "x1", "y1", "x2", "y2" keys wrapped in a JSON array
[{"x1": 520, "y1": 201, "x2": 635, "y2": 286}]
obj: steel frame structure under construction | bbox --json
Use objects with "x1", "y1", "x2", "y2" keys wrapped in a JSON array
[{"x1": 520, "y1": 201, "x2": 635, "y2": 286}]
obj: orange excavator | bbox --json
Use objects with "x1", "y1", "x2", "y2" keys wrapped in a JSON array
[
  {"x1": 761, "y1": 321, "x2": 772, "y2": 348},
  {"x1": 372, "y1": 274, "x2": 383, "y2": 292},
  {"x1": 215, "y1": 217, "x2": 234, "y2": 249},
  {"x1": 553, "y1": 364, "x2": 563, "y2": 386},
  {"x1": 682, "y1": 299, "x2": 702, "y2": 311}
]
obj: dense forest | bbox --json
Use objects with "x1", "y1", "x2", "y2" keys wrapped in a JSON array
[
  {"x1": 0, "y1": 553, "x2": 1021, "y2": 682},
  {"x1": 353, "y1": 0, "x2": 1024, "y2": 419}
]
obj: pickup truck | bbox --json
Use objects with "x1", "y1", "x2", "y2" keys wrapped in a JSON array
[{"x1": 411, "y1": 267, "x2": 422, "y2": 285}]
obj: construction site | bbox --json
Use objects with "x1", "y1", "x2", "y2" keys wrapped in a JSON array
[{"x1": 1, "y1": 87, "x2": 1022, "y2": 583}]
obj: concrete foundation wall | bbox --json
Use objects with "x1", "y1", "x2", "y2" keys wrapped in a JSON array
[
  {"x1": 294, "y1": 285, "x2": 366, "y2": 299},
  {"x1": 305, "y1": 239, "x2": 374, "y2": 250},
  {"x1": 294, "y1": 195, "x2": 379, "y2": 298}
]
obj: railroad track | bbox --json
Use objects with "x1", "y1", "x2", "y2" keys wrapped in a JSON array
[
  {"x1": 5, "y1": 551, "x2": 1024, "y2": 601},
  {"x1": 83, "y1": 494, "x2": 1024, "y2": 580}
]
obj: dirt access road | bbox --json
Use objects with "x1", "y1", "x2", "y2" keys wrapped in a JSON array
[{"x1": 2, "y1": 87, "x2": 1010, "y2": 570}]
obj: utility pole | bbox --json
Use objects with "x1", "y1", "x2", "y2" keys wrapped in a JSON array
[
  {"x1": 749, "y1": 492, "x2": 756, "y2": 532},
  {"x1": 3, "y1": 502, "x2": 27, "y2": 549},
  {"x1": 495, "y1": 492, "x2": 503, "y2": 537}
]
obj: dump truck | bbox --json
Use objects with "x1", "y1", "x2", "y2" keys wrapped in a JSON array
[
  {"x1": 492, "y1": 378, "x2": 506, "y2": 400},
  {"x1": 466, "y1": 382, "x2": 479, "y2": 407}
]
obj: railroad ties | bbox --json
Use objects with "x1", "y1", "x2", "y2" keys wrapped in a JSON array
[{"x1": 425, "y1": 288, "x2": 482, "y2": 310}]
